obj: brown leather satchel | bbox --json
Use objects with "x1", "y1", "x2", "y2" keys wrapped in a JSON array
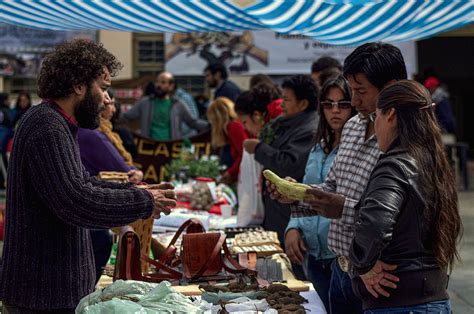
[
  {"x1": 114, "y1": 219, "x2": 255, "y2": 283},
  {"x1": 113, "y1": 226, "x2": 182, "y2": 282},
  {"x1": 114, "y1": 219, "x2": 204, "y2": 282},
  {"x1": 181, "y1": 231, "x2": 254, "y2": 280}
]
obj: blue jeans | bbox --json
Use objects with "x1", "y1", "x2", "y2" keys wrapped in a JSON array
[
  {"x1": 329, "y1": 258, "x2": 363, "y2": 314},
  {"x1": 364, "y1": 300, "x2": 451, "y2": 314},
  {"x1": 305, "y1": 255, "x2": 334, "y2": 313}
]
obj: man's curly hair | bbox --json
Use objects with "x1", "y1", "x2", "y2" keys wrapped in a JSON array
[{"x1": 37, "y1": 39, "x2": 123, "y2": 99}]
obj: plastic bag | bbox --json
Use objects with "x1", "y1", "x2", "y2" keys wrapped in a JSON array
[
  {"x1": 75, "y1": 280, "x2": 203, "y2": 313},
  {"x1": 237, "y1": 151, "x2": 264, "y2": 226}
]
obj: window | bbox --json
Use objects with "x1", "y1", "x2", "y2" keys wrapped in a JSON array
[
  {"x1": 175, "y1": 76, "x2": 206, "y2": 96},
  {"x1": 133, "y1": 33, "x2": 164, "y2": 77}
]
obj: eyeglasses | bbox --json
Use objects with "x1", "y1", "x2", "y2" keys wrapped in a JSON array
[{"x1": 321, "y1": 100, "x2": 352, "y2": 110}]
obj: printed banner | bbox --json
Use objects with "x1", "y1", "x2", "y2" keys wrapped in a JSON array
[
  {"x1": 133, "y1": 131, "x2": 212, "y2": 183},
  {"x1": 0, "y1": 23, "x2": 96, "y2": 77},
  {"x1": 165, "y1": 30, "x2": 416, "y2": 78}
]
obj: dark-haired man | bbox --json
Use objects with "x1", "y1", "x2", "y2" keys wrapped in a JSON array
[
  {"x1": 123, "y1": 71, "x2": 208, "y2": 141},
  {"x1": 269, "y1": 42, "x2": 408, "y2": 313},
  {"x1": 204, "y1": 63, "x2": 241, "y2": 102},
  {"x1": 0, "y1": 40, "x2": 177, "y2": 313},
  {"x1": 311, "y1": 56, "x2": 342, "y2": 88}
]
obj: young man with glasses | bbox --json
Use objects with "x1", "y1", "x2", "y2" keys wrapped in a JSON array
[{"x1": 269, "y1": 42, "x2": 407, "y2": 313}]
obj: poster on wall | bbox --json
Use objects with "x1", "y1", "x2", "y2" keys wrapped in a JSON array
[
  {"x1": 165, "y1": 30, "x2": 417, "y2": 78},
  {"x1": 0, "y1": 23, "x2": 96, "y2": 77}
]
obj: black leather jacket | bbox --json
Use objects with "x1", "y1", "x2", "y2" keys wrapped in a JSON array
[{"x1": 349, "y1": 140, "x2": 448, "y2": 309}]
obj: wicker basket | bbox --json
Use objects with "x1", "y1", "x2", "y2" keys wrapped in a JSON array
[
  {"x1": 98, "y1": 171, "x2": 154, "y2": 272},
  {"x1": 129, "y1": 217, "x2": 154, "y2": 272}
]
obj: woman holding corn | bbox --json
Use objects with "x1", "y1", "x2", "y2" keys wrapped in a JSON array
[{"x1": 283, "y1": 75, "x2": 356, "y2": 311}]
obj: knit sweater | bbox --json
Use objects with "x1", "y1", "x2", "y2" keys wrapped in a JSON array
[{"x1": 0, "y1": 102, "x2": 154, "y2": 310}]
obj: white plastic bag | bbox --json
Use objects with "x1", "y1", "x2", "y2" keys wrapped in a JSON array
[{"x1": 237, "y1": 151, "x2": 264, "y2": 226}]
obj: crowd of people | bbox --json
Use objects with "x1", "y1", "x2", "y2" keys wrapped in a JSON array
[{"x1": 0, "y1": 38, "x2": 463, "y2": 314}]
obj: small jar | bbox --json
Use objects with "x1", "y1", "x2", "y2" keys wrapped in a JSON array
[{"x1": 190, "y1": 177, "x2": 214, "y2": 211}]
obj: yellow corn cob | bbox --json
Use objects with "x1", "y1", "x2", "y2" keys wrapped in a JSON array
[{"x1": 263, "y1": 169, "x2": 311, "y2": 201}]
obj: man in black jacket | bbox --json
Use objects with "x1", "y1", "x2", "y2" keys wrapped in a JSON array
[
  {"x1": 244, "y1": 75, "x2": 319, "y2": 247},
  {"x1": 0, "y1": 39, "x2": 176, "y2": 313},
  {"x1": 204, "y1": 63, "x2": 241, "y2": 102}
]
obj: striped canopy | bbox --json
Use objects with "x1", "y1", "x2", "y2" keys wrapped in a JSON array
[{"x1": 2, "y1": 0, "x2": 473, "y2": 45}]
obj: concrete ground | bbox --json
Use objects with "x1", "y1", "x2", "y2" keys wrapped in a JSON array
[{"x1": 449, "y1": 189, "x2": 474, "y2": 313}]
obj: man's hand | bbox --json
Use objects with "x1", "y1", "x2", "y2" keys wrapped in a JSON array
[
  {"x1": 285, "y1": 229, "x2": 306, "y2": 265},
  {"x1": 243, "y1": 139, "x2": 260, "y2": 154},
  {"x1": 360, "y1": 260, "x2": 399, "y2": 298},
  {"x1": 128, "y1": 169, "x2": 144, "y2": 184},
  {"x1": 265, "y1": 177, "x2": 297, "y2": 204},
  {"x1": 304, "y1": 188, "x2": 345, "y2": 218},
  {"x1": 147, "y1": 183, "x2": 177, "y2": 218}
]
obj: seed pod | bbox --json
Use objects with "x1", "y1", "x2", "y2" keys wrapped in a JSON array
[{"x1": 263, "y1": 170, "x2": 312, "y2": 201}]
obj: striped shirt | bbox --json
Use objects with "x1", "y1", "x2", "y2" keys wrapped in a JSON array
[{"x1": 292, "y1": 114, "x2": 381, "y2": 257}]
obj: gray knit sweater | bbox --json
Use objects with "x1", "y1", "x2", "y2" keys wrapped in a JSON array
[{"x1": 0, "y1": 102, "x2": 153, "y2": 310}]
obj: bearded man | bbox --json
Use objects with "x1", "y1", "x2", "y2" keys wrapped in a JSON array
[
  {"x1": 0, "y1": 40, "x2": 177, "y2": 313},
  {"x1": 122, "y1": 71, "x2": 208, "y2": 141}
]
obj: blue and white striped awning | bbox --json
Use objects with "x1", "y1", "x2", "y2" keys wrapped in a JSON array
[{"x1": 1, "y1": 0, "x2": 473, "y2": 46}]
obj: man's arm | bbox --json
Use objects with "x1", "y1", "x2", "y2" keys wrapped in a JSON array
[
  {"x1": 27, "y1": 129, "x2": 153, "y2": 229},
  {"x1": 254, "y1": 132, "x2": 313, "y2": 179},
  {"x1": 178, "y1": 100, "x2": 209, "y2": 131},
  {"x1": 121, "y1": 98, "x2": 145, "y2": 121}
]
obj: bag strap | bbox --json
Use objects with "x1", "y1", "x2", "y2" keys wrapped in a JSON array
[
  {"x1": 168, "y1": 218, "x2": 205, "y2": 248},
  {"x1": 141, "y1": 254, "x2": 182, "y2": 280},
  {"x1": 156, "y1": 218, "x2": 205, "y2": 269},
  {"x1": 222, "y1": 242, "x2": 256, "y2": 276},
  {"x1": 185, "y1": 232, "x2": 227, "y2": 280}
]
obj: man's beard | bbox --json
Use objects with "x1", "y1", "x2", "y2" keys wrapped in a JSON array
[
  {"x1": 207, "y1": 79, "x2": 217, "y2": 88},
  {"x1": 75, "y1": 88, "x2": 103, "y2": 129},
  {"x1": 155, "y1": 87, "x2": 167, "y2": 99}
]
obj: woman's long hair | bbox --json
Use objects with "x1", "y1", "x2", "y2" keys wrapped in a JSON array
[
  {"x1": 314, "y1": 75, "x2": 356, "y2": 154},
  {"x1": 377, "y1": 80, "x2": 462, "y2": 271},
  {"x1": 207, "y1": 97, "x2": 237, "y2": 148}
]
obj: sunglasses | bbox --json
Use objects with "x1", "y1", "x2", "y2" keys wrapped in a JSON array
[{"x1": 321, "y1": 100, "x2": 352, "y2": 110}]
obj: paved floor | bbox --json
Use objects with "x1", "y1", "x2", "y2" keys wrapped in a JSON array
[{"x1": 449, "y1": 190, "x2": 474, "y2": 313}]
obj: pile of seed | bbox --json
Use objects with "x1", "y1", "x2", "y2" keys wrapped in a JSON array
[{"x1": 199, "y1": 283, "x2": 307, "y2": 313}]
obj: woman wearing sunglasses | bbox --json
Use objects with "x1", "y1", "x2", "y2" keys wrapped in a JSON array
[
  {"x1": 284, "y1": 74, "x2": 356, "y2": 311},
  {"x1": 349, "y1": 80, "x2": 462, "y2": 313}
]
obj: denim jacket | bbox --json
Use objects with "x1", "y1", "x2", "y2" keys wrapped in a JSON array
[{"x1": 286, "y1": 143, "x2": 337, "y2": 260}]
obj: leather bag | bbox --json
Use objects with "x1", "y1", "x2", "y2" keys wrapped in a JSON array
[{"x1": 113, "y1": 219, "x2": 255, "y2": 283}]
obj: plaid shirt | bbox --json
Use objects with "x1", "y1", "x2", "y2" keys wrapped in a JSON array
[{"x1": 291, "y1": 114, "x2": 381, "y2": 257}]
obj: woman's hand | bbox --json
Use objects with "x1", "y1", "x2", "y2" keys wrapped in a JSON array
[
  {"x1": 360, "y1": 260, "x2": 399, "y2": 298},
  {"x1": 265, "y1": 177, "x2": 297, "y2": 204},
  {"x1": 219, "y1": 171, "x2": 234, "y2": 185},
  {"x1": 285, "y1": 229, "x2": 307, "y2": 265},
  {"x1": 128, "y1": 169, "x2": 143, "y2": 184},
  {"x1": 243, "y1": 139, "x2": 260, "y2": 154}
]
